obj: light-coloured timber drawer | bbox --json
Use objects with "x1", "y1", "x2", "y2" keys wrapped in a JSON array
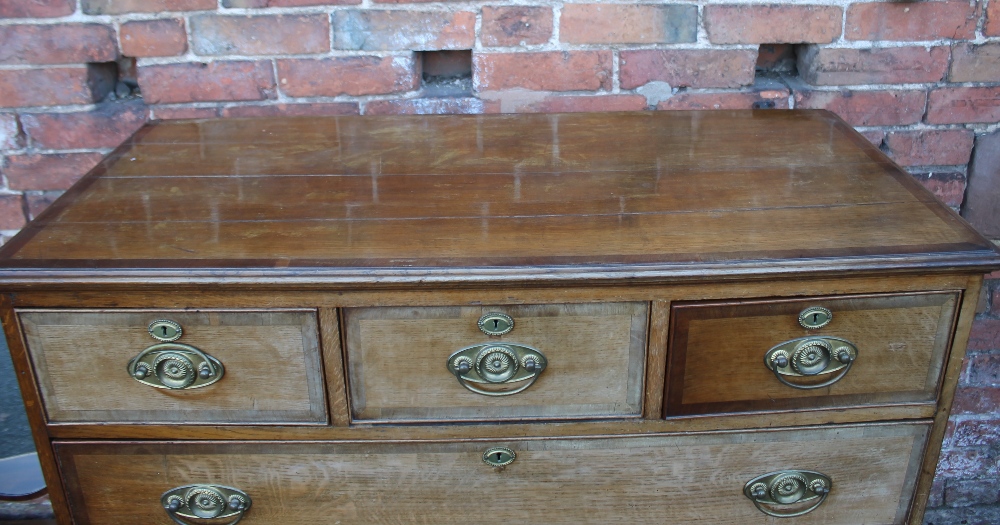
[
  {"x1": 55, "y1": 422, "x2": 928, "y2": 525},
  {"x1": 19, "y1": 309, "x2": 327, "y2": 424},
  {"x1": 343, "y1": 302, "x2": 647, "y2": 422},
  {"x1": 666, "y1": 291, "x2": 959, "y2": 416}
]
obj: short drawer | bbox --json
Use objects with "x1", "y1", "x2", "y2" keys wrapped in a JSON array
[
  {"x1": 666, "y1": 292, "x2": 959, "y2": 415},
  {"x1": 343, "y1": 302, "x2": 647, "y2": 422},
  {"x1": 55, "y1": 423, "x2": 928, "y2": 525},
  {"x1": 19, "y1": 309, "x2": 327, "y2": 424}
]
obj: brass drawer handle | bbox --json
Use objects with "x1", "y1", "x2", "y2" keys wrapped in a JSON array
[
  {"x1": 744, "y1": 470, "x2": 831, "y2": 518},
  {"x1": 161, "y1": 484, "x2": 251, "y2": 525},
  {"x1": 128, "y1": 343, "x2": 225, "y2": 390},
  {"x1": 446, "y1": 343, "x2": 547, "y2": 397},
  {"x1": 764, "y1": 336, "x2": 857, "y2": 390}
]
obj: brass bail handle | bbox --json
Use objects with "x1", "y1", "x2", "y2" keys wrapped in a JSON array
[
  {"x1": 128, "y1": 320, "x2": 225, "y2": 390},
  {"x1": 446, "y1": 343, "x2": 547, "y2": 397},
  {"x1": 744, "y1": 470, "x2": 832, "y2": 518},
  {"x1": 764, "y1": 336, "x2": 858, "y2": 390},
  {"x1": 161, "y1": 484, "x2": 251, "y2": 525}
]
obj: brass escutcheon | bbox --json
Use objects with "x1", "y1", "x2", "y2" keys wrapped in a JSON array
[
  {"x1": 798, "y1": 307, "x2": 832, "y2": 330},
  {"x1": 478, "y1": 313, "x2": 514, "y2": 336},
  {"x1": 148, "y1": 319, "x2": 183, "y2": 342},
  {"x1": 483, "y1": 447, "x2": 516, "y2": 467}
]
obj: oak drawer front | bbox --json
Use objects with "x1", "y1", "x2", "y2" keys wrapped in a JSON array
[
  {"x1": 56, "y1": 423, "x2": 927, "y2": 525},
  {"x1": 666, "y1": 292, "x2": 959, "y2": 415},
  {"x1": 343, "y1": 302, "x2": 647, "y2": 422},
  {"x1": 20, "y1": 309, "x2": 327, "y2": 424}
]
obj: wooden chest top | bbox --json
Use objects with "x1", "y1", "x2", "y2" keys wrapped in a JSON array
[{"x1": 0, "y1": 110, "x2": 996, "y2": 287}]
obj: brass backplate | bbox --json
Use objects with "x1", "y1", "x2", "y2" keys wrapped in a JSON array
[
  {"x1": 764, "y1": 336, "x2": 857, "y2": 377},
  {"x1": 447, "y1": 343, "x2": 546, "y2": 384},
  {"x1": 161, "y1": 484, "x2": 250, "y2": 521},
  {"x1": 744, "y1": 470, "x2": 830, "y2": 505}
]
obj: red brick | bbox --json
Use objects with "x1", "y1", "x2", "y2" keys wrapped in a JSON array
[
  {"x1": 120, "y1": 19, "x2": 187, "y2": 58},
  {"x1": 794, "y1": 90, "x2": 926, "y2": 126},
  {"x1": 25, "y1": 191, "x2": 60, "y2": 221},
  {"x1": 475, "y1": 51, "x2": 612, "y2": 92},
  {"x1": 927, "y1": 87, "x2": 1000, "y2": 125},
  {"x1": 0, "y1": 24, "x2": 116, "y2": 66},
  {"x1": 620, "y1": 50, "x2": 756, "y2": 90},
  {"x1": 223, "y1": 0, "x2": 358, "y2": 6},
  {"x1": 885, "y1": 130, "x2": 974, "y2": 167},
  {"x1": 988, "y1": 0, "x2": 1000, "y2": 36},
  {"x1": 970, "y1": 318, "x2": 1000, "y2": 353},
  {"x1": 4, "y1": 153, "x2": 103, "y2": 191},
  {"x1": 798, "y1": 46, "x2": 949, "y2": 85},
  {"x1": 0, "y1": 114, "x2": 21, "y2": 150},
  {"x1": 82, "y1": 0, "x2": 215, "y2": 14},
  {"x1": 191, "y1": 15, "x2": 329, "y2": 56},
  {"x1": 0, "y1": 195, "x2": 26, "y2": 230},
  {"x1": 221, "y1": 102, "x2": 359, "y2": 118},
  {"x1": 705, "y1": 4, "x2": 842, "y2": 44},
  {"x1": 278, "y1": 56, "x2": 418, "y2": 97},
  {"x1": 333, "y1": 10, "x2": 475, "y2": 51},
  {"x1": 950, "y1": 43, "x2": 1000, "y2": 83},
  {"x1": 658, "y1": 90, "x2": 791, "y2": 111},
  {"x1": 365, "y1": 97, "x2": 499, "y2": 115},
  {"x1": 861, "y1": 130, "x2": 885, "y2": 147},
  {"x1": 0, "y1": 67, "x2": 97, "y2": 108},
  {"x1": 151, "y1": 106, "x2": 220, "y2": 120},
  {"x1": 20, "y1": 102, "x2": 148, "y2": 150},
  {"x1": 139, "y1": 61, "x2": 276, "y2": 104},
  {"x1": 481, "y1": 6, "x2": 552, "y2": 47},
  {"x1": 0, "y1": 0, "x2": 74, "y2": 18},
  {"x1": 952, "y1": 386, "x2": 1000, "y2": 414},
  {"x1": 912, "y1": 171, "x2": 966, "y2": 208},
  {"x1": 846, "y1": 0, "x2": 977, "y2": 41},
  {"x1": 560, "y1": 4, "x2": 697, "y2": 45}
]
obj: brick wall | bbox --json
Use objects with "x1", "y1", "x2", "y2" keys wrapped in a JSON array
[{"x1": 0, "y1": 0, "x2": 998, "y2": 516}]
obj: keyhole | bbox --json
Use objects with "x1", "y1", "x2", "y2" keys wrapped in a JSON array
[
  {"x1": 812, "y1": 313, "x2": 819, "y2": 324},
  {"x1": 493, "y1": 319, "x2": 500, "y2": 330},
  {"x1": 162, "y1": 326, "x2": 169, "y2": 336},
  {"x1": 495, "y1": 452, "x2": 503, "y2": 461}
]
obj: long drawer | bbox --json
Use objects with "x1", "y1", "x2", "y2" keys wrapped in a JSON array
[{"x1": 55, "y1": 423, "x2": 928, "y2": 525}]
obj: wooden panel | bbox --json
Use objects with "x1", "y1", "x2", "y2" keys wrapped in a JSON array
[
  {"x1": 56, "y1": 423, "x2": 929, "y2": 525},
  {"x1": 344, "y1": 302, "x2": 647, "y2": 422},
  {"x1": 667, "y1": 292, "x2": 959, "y2": 415},
  {"x1": 19, "y1": 309, "x2": 326, "y2": 424}
]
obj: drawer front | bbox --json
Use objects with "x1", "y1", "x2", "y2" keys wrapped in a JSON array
[
  {"x1": 666, "y1": 292, "x2": 958, "y2": 415},
  {"x1": 344, "y1": 302, "x2": 647, "y2": 422},
  {"x1": 56, "y1": 423, "x2": 928, "y2": 525},
  {"x1": 20, "y1": 309, "x2": 327, "y2": 424}
]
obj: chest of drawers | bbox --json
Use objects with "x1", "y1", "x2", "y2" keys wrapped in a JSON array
[{"x1": 1, "y1": 110, "x2": 997, "y2": 525}]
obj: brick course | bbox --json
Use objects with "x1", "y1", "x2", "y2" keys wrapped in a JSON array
[{"x1": 705, "y1": 5, "x2": 842, "y2": 44}]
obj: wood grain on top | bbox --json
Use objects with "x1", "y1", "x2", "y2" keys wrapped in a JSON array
[{"x1": 0, "y1": 110, "x2": 996, "y2": 286}]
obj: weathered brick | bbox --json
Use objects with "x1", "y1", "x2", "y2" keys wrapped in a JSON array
[
  {"x1": 620, "y1": 50, "x2": 756, "y2": 90},
  {"x1": 365, "y1": 97, "x2": 498, "y2": 115},
  {"x1": 151, "y1": 106, "x2": 220, "y2": 120},
  {"x1": 191, "y1": 15, "x2": 329, "y2": 56},
  {"x1": 936, "y1": 448, "x2": 1000, "y2": 479},
  {"x1": 927, "y1": 87, "x2": 1000, "y2": 125},
  {"x1": 953, "y1": 418, "x2": 1000, "y2": 447},
  {"x1": 278, "y1": 56, "x2": 418, "y2": 97},
  {"x1": 658, "y1": 90, "x2": 791, "y2": 111},
  {"x1": 911, "y1": 171, "x2": 966, "y2": 208},
  {"x1": 481, "y1": 6, "x2": 552, "y2": 47},
  {"x1": 988, "y1": 0, "x2": 1000, "y2": 37},
  {"x1": 950, "y1": 43, "x2": 1000, "y2": 83},
  {"x1": 223, "y1": 0, "x2": 358, "y2": 6},
  {"x1": 0, "y1": 67, "x2": 98, "y2": 108},
  {"x1": 120, "y1": 19, "x2": 187, "y2": 58},
  {"x1": 798, "y1": 45, "x2": 949, "y2": 85},
  {"x1": 477, "y1": 93, "x2": 645, "y2": 114},
  {"x1": 993, "y1": 282, "x2": 1000, "y2": 314},
  {"x1": 4, "y1": 153, "x2": 103, "y2": 191},
  {"x1": 25, "y1": 191, "x2": 60, "y2": 221},
  {"x1": 221, "y1": 102, "x2": 359, "y2": 118},
  {"x1": 0, "y1": 24, "x2": 116, "y2": 66},
  {"x1": 963, "y1": 131, "x2": 1000, "y2": 239},
  {"x1": 705, "y1": 4, "x2": 842, "y2": 44},
  {"x1": 944, "y1": 478, "x2": 1000, "y2": 508},
  {"x1": 82, "y1": 0, "x2": 215, "y2": 14},
  {"x1": 0, "y1": 0, "x2": 75, "y2": 18},
  {"x1": 966, "y1": 353, "x2": 1000, "y2": 388},
  {"x1": 333, "y1": 10, "x2": 475, "y2": 51},
  {"x1": 846, "y1": 0, "x2": 977, "y2": 41},
  {"x1": 952, "y1": 387, "x2": 1000, "y2": 415},
  {"x1": 923, "y1": 505, "x2": 1000, "y2": 524},
  {"x1": 0, "y1": 114, "x2": 21, "y2": 150},
  {"x1": 0, "y1": 195, "x2": 26, "y2": 230},
  {"x1": 928, "y1": 478, "x2": 946, "y2": 509},
  {"x1": 474, "y1": 51, "x2": 611, "y2": 92},
  {"x1": 139, "y1": 61, "x2": 276, "y2": 104},
  {"x1": 794, "y1": 89, "x2": 926, "y2": 127},
  {"x1": 969, "y1": 318, "x2": 1000, "y2": 353},
  {"x1": 560, "y1": 4, "x2": 696, "y2": 45},
  {"x1": 20, "y1": 102, "x2": 147, "y2": 150},
  {"x1": 861, "y1": 130, "x2": 885, "y2": 147},
  {"x1": 885, "y1": 130, "x2": 974, "y2": 167}
]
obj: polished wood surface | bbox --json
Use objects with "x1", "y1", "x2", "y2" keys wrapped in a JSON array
[
  {"x1": 56, "y1": 423, "x2": 928, "y2": 525},
  {"x1": 0, "y1": 111, "x2": 996, "y2": 288},
  {"x1": 19, "y1": 310, "x2": 327, "y2": 424},
  {"x1": 667, "y1": 292, "x2": 958, "y2": 415},
  {"x1": 344, "y1": 303, "x2": 647, "y2": 422}
]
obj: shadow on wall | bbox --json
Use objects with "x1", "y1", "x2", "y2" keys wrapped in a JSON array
[{"x1": 0, "y1": 336, "x2": 34, "y2": 458}]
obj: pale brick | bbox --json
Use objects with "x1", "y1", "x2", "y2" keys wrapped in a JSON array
[
  {"x1": 798, "y1": 46, "x2": 949, "y2": 85},
  {"x1": 474, "y1": 51, "x2": 612, "y2": 92},
  {"x1": 151, "y1": 106, "x2": 220, "y2": 120},
  {"x1": 658, "y1": 90, "x2": 791, "y2": 111},
  {"x1": 963, "y1": 131, "x2": 1000, "y2": 239},
  {"x1": 333, "y1": 10, "x2": 475, "y2": 51},
  {"x1": 139, "y1": 61, "x2": 276, "y2": 104},
  {"x1": 620, "y1": 50, "x2": 756, "y2": 89},
  {"x1": 846, "y1": 0, "x2": 977, "y2": 41},
  {"x1": 560, "y1": 4, "x2": 696, "y2": 45},
  {"x1": 950, "y1": 43, "x2": 1000, "y2": 83},
  {"x1": 0, "y1": 114, "x2": 21, "y2": 150},
  {"x1": 277, "y1": 56, "x2": 419, "y2": 97},
  {"x1": 82, "y1": 0, "x2": 215, "y2": 14},
  {"x1": 481, "y1": 6, "x2": 552, "y2": 47},
  {"x1": 365, "y1": 97, "x2": 498, "y2": 115},
  {"x1": 223, "y1": 0, "x2": 358, "y2": 6},
  {"x1": 705, "y1": 4, "x2": 842, "y2": 44},
  {"x1": 0, "y1": 24, "x2": 116, "y2": 66},
  {"x1": 221, "y1": 102, "x2": 360, "y2": 118},
  {"x1": 191, "y1": 15, "x2": 330, "y2": 56}
]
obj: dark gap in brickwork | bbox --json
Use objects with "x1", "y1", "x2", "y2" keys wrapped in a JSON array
[
  {"x1": 92, "y1": 57, "x2": 141, "y2": 103},
  {"x1": 420, "y1": 50, "x2": 472, "y2": 98},
  {"x1": 753, "y1": 44, "x2": 801, "y2": 110}
]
